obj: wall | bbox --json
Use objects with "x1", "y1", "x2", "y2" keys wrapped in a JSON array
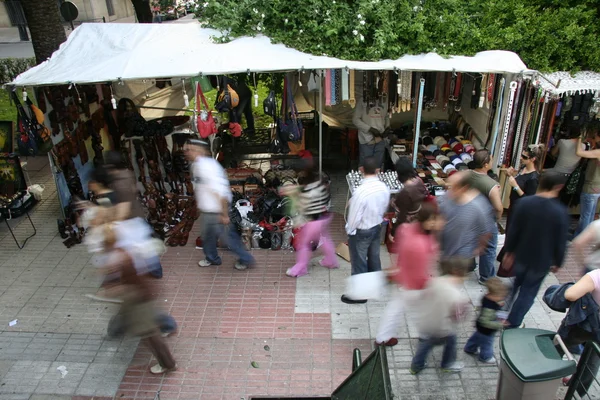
[
  {"x1": 0, "y1": 4, "x2": 12, "y2": 28},
  {"x1": 71, "y1": 0, "x2": 135, "y2": 23}
]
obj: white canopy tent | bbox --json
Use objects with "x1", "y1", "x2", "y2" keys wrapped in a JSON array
[
  {"x1": 9, "y1": 23, "x2": 529, "y2": 172},
  {"x1": 537, "y1": 71, "x2": 600, "y2": 97},
  {"x1": 10, "y1": 23, "x2": 528, "y2": 87}
]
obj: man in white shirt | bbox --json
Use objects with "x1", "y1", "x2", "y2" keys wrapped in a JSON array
[
  {"x1": 352, "y1": 99, "x2": 390, "y2": 168},
  {"x1": 342, "y1": 156, "x2": 391, "y2": 304},
  {"x1": 185, "y1": 139, "x2": 255, "y2": 270}
]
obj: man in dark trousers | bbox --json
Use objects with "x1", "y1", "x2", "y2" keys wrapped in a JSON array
[{"x1": 503, "y1": 171, "x2": 569, "y2": 328}]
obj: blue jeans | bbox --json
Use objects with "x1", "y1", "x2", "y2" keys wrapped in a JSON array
[
  {"x1": 201, "y1": 213, "x2": 255, "y2": 266},
  {"x1": 411, "y1": 335, "x2": 457, "y2": 371},
  {"x1": 464, "y1": 331, "x2": 495, "y2": 361},
  {"x1": 359, "y1": 141, "x2": 386, "y2": 168},
  {"x1": 478, "y1": 225, "x2": 498, "y2": 282},
  {"x1": 575, "y1": 193, "x2": 600, "y2": 237},
  {"x1": 506, "y1": 267, "x2": 545, "y2": 328},
  {"x1": 348, "y1": 225, "x2": 382, "y2": 275}
]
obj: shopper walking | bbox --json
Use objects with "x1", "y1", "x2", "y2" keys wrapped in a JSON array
[
  {"x1": 185, "y1": 139, "x2": 255, "y2": 270},
  {"x1": 438, "y1": 171, "x2": 495, "y2": 267},
  {"x1": 100, "y1": 223, "x2": 176, "y2": 375},
  {"x1": 388, "y1": 157, "x2": 430, "y2": 243},
  {"x1": 464, "y1": 277, "x2": 509, "y2": 364},
  {"x1": 342, "y1": 156, "x2": 390, "y2": 304},
  {"x1": 375, "y1": 202, "x2": 440, "y2": 346},
  {"x1": 503, "y1": 172, "x2": 569, "y2": 328},
  {"x1": 575, "y1": 129, "x2": 600, "y2": 236},
  {"x1": 409, "y1": 258, "x2": 470, "y2": 375},
  {"x1": 469, "y1": 149, "x2": 503, "y2": 284},
  {"x1": 286, "y1": 160, "x2": 338, "y2": 277}
]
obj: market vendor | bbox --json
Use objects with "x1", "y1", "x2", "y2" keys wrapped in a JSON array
[{"x1": 352, "y1": 98, "x2": 389, "y2": 168}]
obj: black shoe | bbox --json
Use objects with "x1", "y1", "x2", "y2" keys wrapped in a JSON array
[{"x1": 341, "y1": 295, "x2": 367, "y2": 304}]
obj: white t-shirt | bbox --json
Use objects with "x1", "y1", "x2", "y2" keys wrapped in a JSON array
[
  {"x1": 192, "y1": 156, "x2": 231, "y2": 213},
  {"x1": 584, "y1": 220, "x2": 600, "y2": 270}
]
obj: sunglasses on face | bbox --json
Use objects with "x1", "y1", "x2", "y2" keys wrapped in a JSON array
[{"x1": 521, "y1": 154, "x2": 530, "y2": 160}]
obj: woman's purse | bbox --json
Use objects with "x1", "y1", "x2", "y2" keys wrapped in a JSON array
[{"x1": 195, "y1": 82, "x2": 217, "y2": 139}]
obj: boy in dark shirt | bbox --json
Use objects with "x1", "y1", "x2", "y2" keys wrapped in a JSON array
[{"x1": 464, "y1": 277, "x2": 508, "y2": 363}]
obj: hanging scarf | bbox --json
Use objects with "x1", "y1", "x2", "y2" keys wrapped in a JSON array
[
  {"x1": 341, "y1": 69, "x2": 349, "y2": 102},
  {"x1": 349, "y1": 70, "x2": 356, "y2": 108},
  {"x1": 325, "y1": 69, "x2": 332, "y2": 106}
]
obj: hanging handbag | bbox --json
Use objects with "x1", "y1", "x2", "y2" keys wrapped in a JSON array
[
  {"x1": 195, "y1": 82, "x2": 217, "y2": 139},
  {"x1": 12, "y1": 91, "x2": 39, "y2": 156},
  {"x1": 307, "y1": 71, "x2": 320, "y2": 93},
  {"x1": 215, "y1": 77, "x2": 240, "y2": 113},
  {"x1": 277, "y1": 76, "x2": 303, "y2": 142},
  {"x1": 263, "y1": 90, "x2": 277, "y2": 117}
]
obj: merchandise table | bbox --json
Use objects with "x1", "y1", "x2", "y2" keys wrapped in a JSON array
[{"x1": 344, "y1": 171, "x2": 402, "y2": 220}]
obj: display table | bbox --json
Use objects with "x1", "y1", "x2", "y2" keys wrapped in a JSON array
[
  {"x1": 344, "y1": 171, "x2": 402, "y2": 220},
  {"x1": 0, "y1": 192, "x2": 37, "y2": 249}
]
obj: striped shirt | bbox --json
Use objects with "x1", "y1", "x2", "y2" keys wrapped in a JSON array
[
  {"x1": 346, "y1": 177, "x2": 390, "y2": 235},
  {"x1": 299, "y1": 179, "x2": 331, "y2": 219}
]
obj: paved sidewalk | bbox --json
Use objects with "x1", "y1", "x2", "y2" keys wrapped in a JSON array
[{"x1": 0, "y1": 163, "x2": 584, "y2": 399}]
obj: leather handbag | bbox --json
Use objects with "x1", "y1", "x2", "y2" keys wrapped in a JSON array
[
  {"x1": 215, "y1": 77, "x2": 240, "y2": 112},
  {"x1": 195, "y1": 82, "x2": 217, "y2": 139},
  {"x1": 277, "y1": 76, "x2": 303, "y2": 142}
]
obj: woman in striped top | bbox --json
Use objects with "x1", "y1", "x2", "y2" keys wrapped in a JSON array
[{"x1": 286, "y1": 161, "x2": 338, "y2": 277}]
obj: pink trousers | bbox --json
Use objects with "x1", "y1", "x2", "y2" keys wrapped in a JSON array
[{"x1": 288, "y1": 214, "x2": 338, "y2": 277}]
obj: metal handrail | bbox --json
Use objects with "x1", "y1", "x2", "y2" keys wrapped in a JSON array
[{"x1": 564, "y1": 341, "x2": 600, "y2": 399}]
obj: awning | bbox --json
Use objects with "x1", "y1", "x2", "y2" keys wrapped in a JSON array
[
  {"x1": 538, "y1": 71, "x2": 600, "y2": 97},
  {"x1": 11, "y1": 23, "x2": 528, "y2": 87}
]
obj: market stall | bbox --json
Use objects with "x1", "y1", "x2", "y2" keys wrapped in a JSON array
[{"x1": 8, "y1": 23, "x2": 532, "y2": 248}]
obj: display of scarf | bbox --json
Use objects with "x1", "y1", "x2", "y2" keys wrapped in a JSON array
[
  {"x1": 325, "y1": 69, "x2": 332, "y2": 106},
  {"x1": 486, "y1": 74, "x2": 496, "y2": 108},
  {"x1": 341, "y1": 69, "x2": 349, "y2": 102},
  {"x1": 443, "y1": 72, "x2": 452, "y2": 111},
  {"x1": 398, "y1": 71, "x2": 412, "y2": 112},
  {"x1": 511, "y1": 82, "x2": 531, "y2": 168},
  {"x1": 435, "y1": 72, "x2": 445, "y2": 110},
  {"x1": 330, "y1": 69, "x2": 337, "y2": 105}
]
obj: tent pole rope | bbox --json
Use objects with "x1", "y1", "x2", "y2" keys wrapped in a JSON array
[{"x1": 412, "y1": 78, "x2": 425, "y2": 167}]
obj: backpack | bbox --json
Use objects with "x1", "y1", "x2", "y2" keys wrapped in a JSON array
[{"x1": 215, "y1": 77, "x2": 240, "y2": 113}]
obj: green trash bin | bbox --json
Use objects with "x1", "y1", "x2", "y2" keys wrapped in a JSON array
[{"x1": 496, "y1": 328, "x2": 577, "y2": 400}]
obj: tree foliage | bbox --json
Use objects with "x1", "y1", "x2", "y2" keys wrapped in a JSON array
[{"x1": 198, "y1": 0, "x2": 600, "y2": 72}]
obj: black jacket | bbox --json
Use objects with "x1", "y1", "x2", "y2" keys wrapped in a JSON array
[{"x1": 543, "y1": 283, "x2": 600, "y2": 342}]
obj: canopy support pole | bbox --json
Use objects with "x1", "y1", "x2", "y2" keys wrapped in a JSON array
[
  {"x1": 412, "y1": 78, "x2": 425, "y2": 167},
  {"x1": 319, "y1": 69, "x2": 323, "y2": 175}
]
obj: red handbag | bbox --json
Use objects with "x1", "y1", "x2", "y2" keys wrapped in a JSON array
[{"x1": 196, "y1": 82, "x2": 217, "y2": 139}]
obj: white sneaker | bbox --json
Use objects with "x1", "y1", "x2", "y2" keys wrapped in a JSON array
[
  {"x1": 479, "y1": 356, "x2": 497, "y2": 364},
  {"x1": 150, "y1": 363, "x2": 176, "y2": 374},
  {"x1": 442, "y1": 362, "x2": 464, "y2": 373},
  {"x1": 234, "y1": 262, "x2": 248, "y2": 271},
  {"x1": 198, "y1": 260, "x2": 213, "y2": 267}
]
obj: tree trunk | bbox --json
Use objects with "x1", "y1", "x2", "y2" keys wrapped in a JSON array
[
  {"x1": 20, "y1": 0, "x2": 67, "y2": 65},
  {"x1": 130, "y1": 0, "x2": 153, "y2": 23}
]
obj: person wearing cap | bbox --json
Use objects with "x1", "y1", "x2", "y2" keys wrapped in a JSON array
[
  {"x1": 469, "y1": 149, "x2": 503, "y2": 285},
  {"x1": 185, "y1": 139, "x2": 255, "y2": 270}
]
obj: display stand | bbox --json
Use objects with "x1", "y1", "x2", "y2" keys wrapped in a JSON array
[{"x1": 1, "y1": 202, "x2": 37, "y2": 249}]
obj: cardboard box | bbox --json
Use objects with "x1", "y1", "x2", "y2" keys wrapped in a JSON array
[{"x1": 336, "y1": 242, "x2": 351, "y2": 262}]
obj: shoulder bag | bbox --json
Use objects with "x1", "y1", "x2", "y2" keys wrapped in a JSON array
[{"x1": 277, "y1": 76, "x2": 303, "y2": 143}]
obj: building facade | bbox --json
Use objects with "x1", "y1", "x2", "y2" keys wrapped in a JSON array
[{"x1": 0, "y1": 0, "x2": 136, "y2": 29}]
